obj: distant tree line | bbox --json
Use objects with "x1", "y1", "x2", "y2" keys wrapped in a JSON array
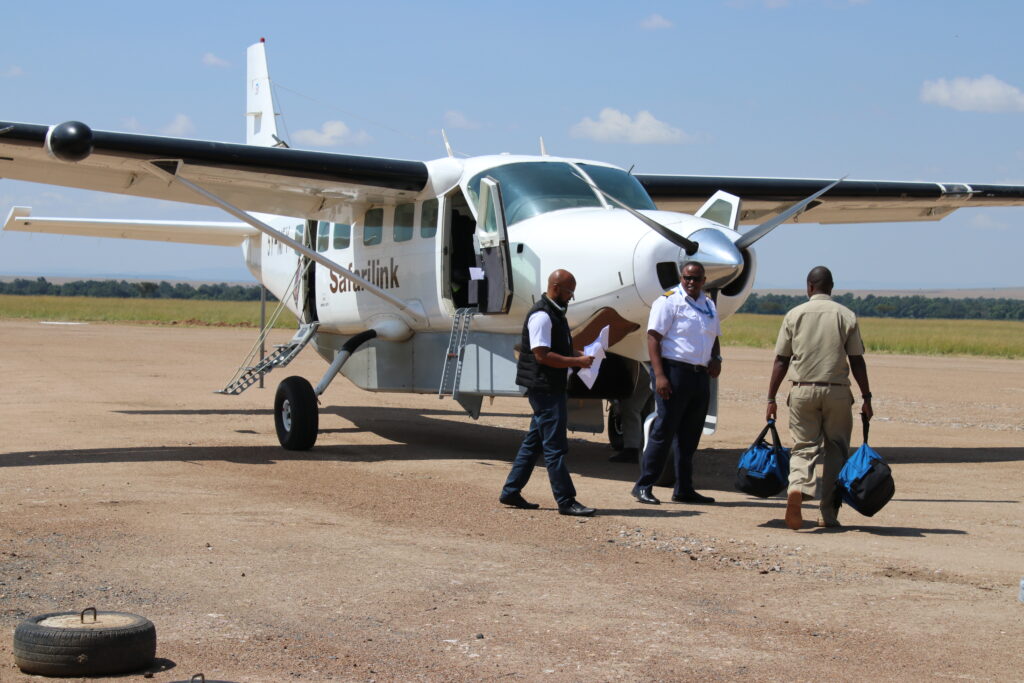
[
  {"x1": 739, "y1": 292, "x2": 1024, "y2": 321},
  {"x1": 0, "y1": 277, "x2": 272, "y2": 301}
]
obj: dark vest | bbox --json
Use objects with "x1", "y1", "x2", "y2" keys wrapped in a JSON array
[{"x1": 516, "y1": 296, "x2": 573, "y2": 392}]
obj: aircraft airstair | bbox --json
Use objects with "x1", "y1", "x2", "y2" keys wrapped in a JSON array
[
  {"x1": 217, "y1": 322, "x2": 320, "y2": 395},
  {"x1": 438, "y1": 307, "x2": 481, "y2": 417}
]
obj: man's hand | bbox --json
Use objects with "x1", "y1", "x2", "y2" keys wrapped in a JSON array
[
  {"x1": 576, "y1": 355, "x2": 594, "y2": 369},
  {"x1": 766, "y1": 401, "x2": 778, "y2": 422},
  {"x1": 655, "y1": 373, "x2": 671, "y2": 399},
  {"x1": 861, "y1": 398, "x2": 873, "y2": 421},
  {"x1": 708, "y1": 358, "x2": 722, "y2": 379}
]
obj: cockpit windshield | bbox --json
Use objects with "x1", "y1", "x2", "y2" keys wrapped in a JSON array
[
  {"x1": 466, "y1": 161, "x2": 656, "y2": 227},
  {"x1": 578, "y1": 163, "x2": 657, "y2": 212}
]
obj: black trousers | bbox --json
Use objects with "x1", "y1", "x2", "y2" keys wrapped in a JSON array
[{"x1": 635, "y1": 359, "x2": 710, "y2": 496}]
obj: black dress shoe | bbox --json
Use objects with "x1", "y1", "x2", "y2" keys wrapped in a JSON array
[
  {"x1": 609, "y1": 448, "x2": 639, "y2": 463},
  {"x1": 631, "y1": 485, "x2": 660, "y2": 505},
  {"x1": 499, "y1": 492, "x2": 540, "y2": 509},
  {"x1": 671, "y1": 491, "x2": 716, "y2": 505},
  {"x1": 558, "y1": 500, "x2": 596, "y2": 516}
]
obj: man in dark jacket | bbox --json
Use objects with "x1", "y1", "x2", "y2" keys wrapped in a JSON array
[{"x1": 500, "y1": 269, "x2": 596, "y2": 516}]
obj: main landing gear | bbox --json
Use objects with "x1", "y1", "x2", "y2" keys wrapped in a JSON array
[
  {"x1": 274, "y1": 376, "x2": 319, "y2": 450},
  {"x1": 271, "y1": 329, "x2": 379, "y2": 451}
]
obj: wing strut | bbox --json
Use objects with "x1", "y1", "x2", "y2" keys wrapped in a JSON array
[{"x1": 143, "y1": 160, "x2": 424, "y2": 323}]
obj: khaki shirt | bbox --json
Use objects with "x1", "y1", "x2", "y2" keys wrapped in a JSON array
[{"x1": 775, "y1": 294, "x2": 865, "y2": 385}]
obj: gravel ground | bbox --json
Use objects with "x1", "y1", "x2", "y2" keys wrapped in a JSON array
[{"x1": 0, "y1": 320, "x2": 1021, "y2": 682}]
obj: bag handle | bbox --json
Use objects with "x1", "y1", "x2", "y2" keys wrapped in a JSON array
[
  {"x1": 861, "y1": 412, "x2": 870, "y2": 444},
  {"x1": 753, "y1": 419, "x2": 782, "y2": 449}
]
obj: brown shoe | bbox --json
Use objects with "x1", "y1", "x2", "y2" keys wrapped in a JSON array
[
  {"x1": 785, "y1": 490, "x2": 803, "y2": 530},
  {"x1": 816, "y1": 518, "x2": 842, "y2": 529}
]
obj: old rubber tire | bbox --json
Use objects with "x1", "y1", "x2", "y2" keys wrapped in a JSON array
[
  {"x1": 13, "y1": 611, "x2": 156, "y2": 676},
  {"x1": 275, "y1": 375, "x2": 318, "y2": 450}
]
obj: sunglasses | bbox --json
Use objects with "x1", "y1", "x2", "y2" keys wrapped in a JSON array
[{"x1": 681, "y1": 275, "x2": 704, "y2": 282}]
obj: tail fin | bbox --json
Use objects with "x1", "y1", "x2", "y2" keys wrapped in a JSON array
[{"x1": 246, "y1": 39, "x2": 285, "y2": 147}]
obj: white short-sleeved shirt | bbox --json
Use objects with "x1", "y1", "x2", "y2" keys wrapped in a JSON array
[
  {"x1": 527, "y1": 310, "x2": 553, "y2": 350},
  {"x1": 647, "y1": 286, "x2": 721, "y2": 365}
]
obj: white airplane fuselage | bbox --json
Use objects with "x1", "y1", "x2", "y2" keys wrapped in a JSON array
[{"x1": 250, "y1": 153, "x2": 755, "y2": 377}]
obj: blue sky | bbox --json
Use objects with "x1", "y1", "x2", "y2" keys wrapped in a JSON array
[{"x1": 1, "y1": 0, "x2": 1022, "y2": 289}]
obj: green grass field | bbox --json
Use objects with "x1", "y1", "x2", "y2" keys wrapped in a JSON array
[
  {"x1": 722, "y1": 313, "x2": 1024, "y2": 359},
  {"x1": 0, "y1": 294, "x2": 297, "y2": 328},
  {"x1": 2, "y1": 296, "x2": 1021, "y2": 358}
]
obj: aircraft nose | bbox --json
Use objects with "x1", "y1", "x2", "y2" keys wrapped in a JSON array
[{"x1": 687, "y1": 228, "x2": 744, "y2": 289}]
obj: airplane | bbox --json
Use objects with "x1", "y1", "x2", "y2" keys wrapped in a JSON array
[{"x1": 2, "y1": 39, "x2": 1023, "y2": 452}]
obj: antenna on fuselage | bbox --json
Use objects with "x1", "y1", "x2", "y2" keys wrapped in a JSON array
[
  {"x1": 441, "y1": 129, "x2": 454, "y2": 158},
  {"x1": 539, "y1": 137, "x2": 549, "y2": 156}
]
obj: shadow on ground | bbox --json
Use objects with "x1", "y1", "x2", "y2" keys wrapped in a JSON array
[{"x1": 5, "y1": 406, "x2": 1023, "y2": 509}]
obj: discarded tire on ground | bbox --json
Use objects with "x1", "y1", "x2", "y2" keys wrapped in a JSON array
[{"x1": 13, "y1": 608, "x2": 156, "y2": 677}]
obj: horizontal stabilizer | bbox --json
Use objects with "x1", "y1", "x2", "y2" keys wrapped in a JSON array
[{"x1": 2, "y1": 206, "x2": 257, "y2": 246}]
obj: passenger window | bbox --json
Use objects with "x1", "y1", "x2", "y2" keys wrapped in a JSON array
[
  {"x1": 316, "y1": 221, "x2": 330, "y2": 252},
  {"x1": 394, "y1": 203, "x2": 414, "y2": 242},
  {"x1": 333, "y1": 223, "x2": 351, "y2": 249},
  {"x1": 363, "y1": 208, "x2": 383, "y2": 246},
  {"x1": 420, "y1": 198, "x2": 438, "y2": 238}
]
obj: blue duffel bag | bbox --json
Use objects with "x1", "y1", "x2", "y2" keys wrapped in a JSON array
[
  {"x1": 836, "y1": 417, "x2": 895, "y2": 517},
  {"x1": 735, "y1": 419, "x2": 790, "y2": 498}
]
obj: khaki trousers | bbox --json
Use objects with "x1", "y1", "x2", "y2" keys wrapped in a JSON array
[{"x1": 786, "y1": 384, "x2": 854, "y2": 521}]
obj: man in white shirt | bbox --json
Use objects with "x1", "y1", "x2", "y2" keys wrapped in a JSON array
[
  {"x1": 632, "y1": 261, "x2": 722, "y2": 505},
  {"x1": 500, "y1": 269, "x2": 596, "y2": 516}
]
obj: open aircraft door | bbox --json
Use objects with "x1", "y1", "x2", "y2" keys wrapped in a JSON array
[{"x1": 472, "y1": 177, "x2": 514, "y2": 314}]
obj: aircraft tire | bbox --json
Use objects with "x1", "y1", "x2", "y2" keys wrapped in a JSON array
[
  {"x1": 606, "y1": 401, "x2": 624, "y2": 451},
  {"x1": 275, "y1": 376, "x2": 319, "y2": 450},
  {"x1": 13, "y1": 610, "x2": 156, "y2": 677}
]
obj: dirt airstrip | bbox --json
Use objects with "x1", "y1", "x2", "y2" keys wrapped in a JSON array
[{"x1": 0, "y1": 320, "x2": 1021, "y2": 681}]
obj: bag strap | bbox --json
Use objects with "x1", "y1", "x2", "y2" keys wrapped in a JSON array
[
  {"x1": 861, "y1": 412, "x2": 870, "y2": 444},
  {"x1": 751, "y1": 420, "x2": 774, "y2": 448},
  {"x1": 767, "y1": 419, "x2": 782, "y2": 450}
]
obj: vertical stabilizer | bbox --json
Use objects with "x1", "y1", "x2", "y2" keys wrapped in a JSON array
[{"x1": 246, "y1": 39, "x2": 283, "y2": 147}]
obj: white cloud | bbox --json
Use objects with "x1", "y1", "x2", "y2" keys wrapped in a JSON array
[
  {"x1": 2, "y1": 66, "x2": 24, "y2": 78},
  {"x1": 292, "y1": 120, "x2": 371, "y2": 147},
  {"x1": 968, "y1": 213, "x2": 1009, "y2": 231},
  {"x1": 640, "y1": 14, "x2": 673, "y2": 29},
  {"x1": 920, "y1": 75, "x2": 1024, "y2": 113},
  {"x1": 121, "y1": 117, "x2": 144, "y2": 132},
  {"x1": 202, "y1": 52, "x2": 230, "y2": 68},
  {"x1": 160, "y1": 114, "x2": 196, "y2": 137},
  {"x1": 569, "y1": 108, "x2": 692, "y2": 144},
  {"x1": 443, "y1": 110, "x2": 480, "y2": 130}
]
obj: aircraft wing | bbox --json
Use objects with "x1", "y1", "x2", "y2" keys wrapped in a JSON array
[
  {"x1": 2, "y1": 206, "x2": 256, "y2": 246},
  {"x1": 0, "y1": 121, "x2": 429, "y2": 219},
  {"x1": 636, "y1": 174, "x2": 1024, "y2": 225}
]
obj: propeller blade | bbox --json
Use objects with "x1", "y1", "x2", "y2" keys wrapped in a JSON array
[
  {"x1": 734, "y1": 177, "x2": 845, "y2": 250},
  {"x1": 574, "y1": 172, "x2": 699, "y2": 255}
]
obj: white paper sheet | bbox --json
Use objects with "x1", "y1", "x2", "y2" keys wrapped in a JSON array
[
  {"x1": 469, "y1": 267, "x2": 485, "y2": 281},
  {"x1": 575, "y1": 325, "x2": 610, "y2": 390}
]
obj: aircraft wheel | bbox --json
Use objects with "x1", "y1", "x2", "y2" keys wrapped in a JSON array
[
  {"x1": 642, "y1": 403, "x2": 677, "y2": 487},
  {"x1": 275, "y1": 376, "x2": 318, "y2": 450},
  {"x1": 606, "y1": 401, "x2": 624, "y2": 451}
]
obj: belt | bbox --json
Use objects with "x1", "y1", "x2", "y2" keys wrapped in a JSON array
[
  {"x1": 663, "y1": 358, "x2": 707, "y2": 372},
  {"x1": 791, "y1": 381, "x2": 844, "y2": 387}
]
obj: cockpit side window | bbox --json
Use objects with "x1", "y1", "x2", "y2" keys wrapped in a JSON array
[{"x1": 467, "y1": 162, "x2": 602, "y2": 226}]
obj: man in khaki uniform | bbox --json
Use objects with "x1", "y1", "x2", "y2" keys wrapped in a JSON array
[{"x1": 766, "y1": 266, "x2": 872, "y2": 530}]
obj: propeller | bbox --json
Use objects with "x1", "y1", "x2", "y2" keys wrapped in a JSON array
[
  {"x1": 574, "y1": 172, "x2": 700, "y2": 255},
  {"x1": 734, "y1": 178, "x2": 844, "y2": 250}
]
